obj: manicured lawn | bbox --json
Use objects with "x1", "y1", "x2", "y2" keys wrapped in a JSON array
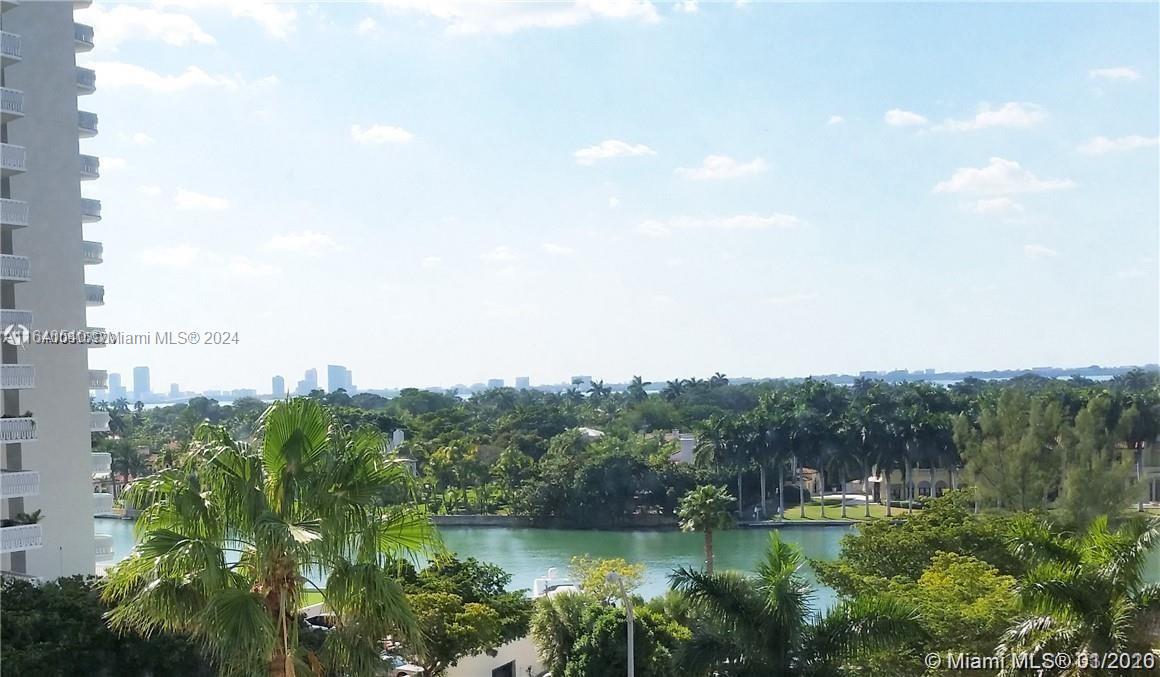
[
  {"x1": 776, "y1": 501, "x2": 916, "y2": 521},
  {"x1": 302, "y1": 590, "x2": 325, "y2": 607}
]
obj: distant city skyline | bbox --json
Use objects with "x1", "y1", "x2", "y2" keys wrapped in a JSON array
[{"x1": 76, "y1": 2, "x2": 1158, "y2": 391}]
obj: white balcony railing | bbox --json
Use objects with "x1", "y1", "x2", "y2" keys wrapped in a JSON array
[
  {"x1": 89, "y1": 369, "x2": 108, "y2": 389},
  {"x1": 1, "y1": 198, "x2": 29, "y2": 227},
  {"x1": 74, "y1": 23, "x2": 94, "y2": 52},
  {"x1": 0, "y1": 470, "x2": 39, "y2": 498},
  {"x1": 0, "y1": 365, "x2": 35, "y2": 389},
  {"x1": 93, "y1": 492, "x2": 114, "y2": 515},
  {"x1": 92, "y1": 451, "x2": 111, "y2": 477},
  {"x1": 82, "y1": 240, "x2": 102, "y2": 264},
  {"x1": 0, "y1": 254, "x2": 30, "y2": 281},
  {"x1": 0, "y1": 309, "x2": 33, "y2": 331},
  {"x1": 86, "y1": 326, "x2": 106, "y2": 348},
  {"x1": 90, "y1": 411, "x2": 110, "y2": 433},
  {"x1": 0, "y1": 417, "x2": 36, "y2": 443},
  {"x1": 0, "y1": 87, "x2": 22, "y2": 119},
  {"x1": 76, "y1": 66, "x2": 96, "y2": 94},
  {"x1": 78, "y1": 110, "x2": 98, "y2": 137},
  {"x1": 85, "y1": 283, "x2": 105, "y2": 306},
  {"x1": 95, "y1": 533, "x2": 114, "y2": 561},
  {"x1": 80, "y1": 197, "x2": 101, "y2": 222},
  {"x1": 0, "y1": 143, "x2": 26, "y2": 175},
  {"x1": 0, "y1": 524, "x2": 43, "y2": 554},
  {"x1": 1, "y1": 31, "x2": 21, "y2": 63},
  {"x1": 80, "y1": 154, "x2": 99, "y2": 180}
]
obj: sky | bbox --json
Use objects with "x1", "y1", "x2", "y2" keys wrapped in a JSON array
[{"x1": 75, "y1": 0, "x2": 1160, "y2": 393}]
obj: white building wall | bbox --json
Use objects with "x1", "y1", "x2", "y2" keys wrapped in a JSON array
[
  {"x1": 2, "y1": 0, "x2": 97, "y2": 578},
  {"x1": 445, "y1": 637, "x2": 545, "y2": 677}
]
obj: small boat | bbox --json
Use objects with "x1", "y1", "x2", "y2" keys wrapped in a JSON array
[{"x1": 532, "y1": 567, "x2": 579, "y2": 598}]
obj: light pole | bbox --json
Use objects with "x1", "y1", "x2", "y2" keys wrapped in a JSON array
[{"x1": 606, "y1": 572, "x2": 634, "y2": 677}]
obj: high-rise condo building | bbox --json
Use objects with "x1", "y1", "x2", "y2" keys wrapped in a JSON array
[
  {"x1": 1, "y1": 0, "x2": 110, "y2": 579},
  {"x1": 487, "y1": 378, "x2": 504, "y2": 389},
  {"x1": 515, "y1": 376, "x2": 530, "y2": 389},
  {"x1": 327, "y1": 364, "x2": 352, "y2": 393},
  {"x1": 271, "y1": 374, "x2": 284, "y2": 398},
  {"x1": 132, "y1": 365, "x2": 149, "y2": 401},
  {"x1": 295, "y1": 367, "x2": 318, "y2": 395},
  {"x1": 107, "y1": 371, "x2": 123, "y2": 399}
]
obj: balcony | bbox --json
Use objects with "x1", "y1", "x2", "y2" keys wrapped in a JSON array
[
  {"x1": 85, "y1": 283, "x2": 104, "y2": 306},
  {"x1": 0, "y1": 309, "x2": 33, "y2": 330},
  {"x1": 80, "y1": 197, "x2": 101, "y2": 222},
  {"x1": 90, "y1": 411, "x2": 110, "y2": 433},
  {"x1": 0, "y1": 417, "x2": 36, "y2": 443},
  {"x1": 0, "y1": 365, "x2": 34, "y2": 389},
  {"x1": 1, "y1": 1, "x2": 19, "y2": 12},
  {"x1": 0, "y1": 524, "x2": 43, "y2": 554},
  {"x1": 89, "y1": 369, "x2": 107, "y2": 389},
  {"x1": 1, "y1": 143, "x2": 26, "y2": 176},
  {"x1": 74, "y1": 0, "x2": 91, "y2": 7},
  {"x1": 82, "y1": 240, "x2": 102, "y2": 265},
  {"x1": 74, "y1": 23, "x2": 93, "y2": 52},
  {"x1": 0, "y1": 254, "x2": 30, "y2": 282},
  {"x1": 0, "y1": 198, "x2": 28, "y2": 228},
  {"x1": 1, "y1": 31, "x2": 20, "y2": 65},
  {"x1": 95, "y1": 533, "x2": 114, "y2": 561},
  {"x1": 76, "y1": 67, "x2": 96, "y2": 94},
  {"x1": 0, "y1": 470, "x2": 39, "y2": 498},
  {"x1": 86, "y1": 326, "x2": 106, "y2": 348},
  {"x1": 92, "y1": 451, "x2": 111, "y2": 478},
  {"x1": 0, "y1": 87, "x2": 22, "y2": 121},
  {"x1": 80, "y1": 154, "x2": 99, "y2": 180},
  {"x1": 78, "y1": 110, "x2": 98, "y2": 137},
  {"x1": 93, "y1": 492, "x2": 114, "y2": 516}
]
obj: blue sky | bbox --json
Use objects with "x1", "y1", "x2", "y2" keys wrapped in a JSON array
[{"x1": 77, "y1": 1, "x2": 1159, "y2": 393}]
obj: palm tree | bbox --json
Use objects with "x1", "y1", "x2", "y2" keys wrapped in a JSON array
[
  {"x1": 678, "y1": 485, "x2": 735, "y2": 574},
  {"x1": 669, "y1": 533, "x2": 923, "y2": 676},
  {"x1": 695, "y1": 415, "x2": 744, "y2": 517},
  {"x1": 586, "y1": 379, "x2": 611, "y2": 401},
  {"x1": 626, "y1": 375, "x2": 651, "y2": 403},
  {"x1": 662, "y1": 379, "x2": 685, "y2": 401},
  {"x1": 102, "y1": 398, "x2": 439, "y2": 677},
  {"x1": 996, "y1": 515, "x2": 1160, "y2": 673},
  {"x1": 709, "y1": 372, "x2": 730, "y2": 388}
]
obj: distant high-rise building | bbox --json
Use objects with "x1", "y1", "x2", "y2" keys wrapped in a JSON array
[
  {"x1": 327, "y1": 365, "x2": 353, "y2": 393},
  {"x1": 296, "y1": 368, "x2": 318, "y2": 395},
  {"x1": 108, "y1": 373, "x2": 124, "y2": 399},
  {"x1": 132, "y1": 366, "x2": 151, "y2": 401},
  {"x1": 487, "y1": 378, "x2": 504, "y2": 389},
  {"x1": 271, "y1": 375, "x2": 285, "y2": 398},
  {"x1": 169, "y1": 383, "x2": 179, "y2": 398},
  {"x1": 515, "y1": 376, "x2": 530, "y2": 389}
]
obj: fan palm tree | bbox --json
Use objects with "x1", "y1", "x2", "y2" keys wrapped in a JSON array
[
  {"x1": 678, "y1": 485, "x2": 735, "y2": 574},
  {"x1": 694, "y1": 415, "x2": 744, "y2": 516},
  {"x1": 669, "y1": 533, "x2": 923, "y2": 676},
  {"x1": 102, "y1": 398, "x2": 439, "y2": 677},
  {"x1": 996, "y1": 515, "x2": 1160, "y2": 674}
]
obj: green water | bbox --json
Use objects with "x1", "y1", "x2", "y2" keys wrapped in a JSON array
[{"x1": 96, "y1": 519, "x2": 848, "y2": 608}]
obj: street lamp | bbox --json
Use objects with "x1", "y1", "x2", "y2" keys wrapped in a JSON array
[{"x1": 605, "y1": 572, "x2": 634, "y2": 677}]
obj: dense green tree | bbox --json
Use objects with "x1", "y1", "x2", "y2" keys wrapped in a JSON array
[
  {"x1": 563, "y1": 605, "x2": 689, "y2": 677},
  {"x1": 1058, "y1": 393, "x2": 1140, "y2": 527}
]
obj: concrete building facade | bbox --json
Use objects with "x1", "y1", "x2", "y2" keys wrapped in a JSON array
[{"x1": 2, "y1": 0, "x2": 108, "y2": 579}]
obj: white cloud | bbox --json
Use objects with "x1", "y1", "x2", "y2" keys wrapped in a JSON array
[
  {"x1": 377, "y1": 0, "x2": 659, "y2": 36},
  {"x1": 350, "y1": 124, "x2": 414, "y2": 145},
  {"x1": 101, "y1": 157, "x2": 127, "y2": 171},
  {"x1": 934, "y1": 102, "x2": 1045, "y2": 132},
  {"x1": 1024, "y1": 244, "x2": 1058, "y2": 260},
  {"x1": 174, "y1": 188, "x2": 230, "y2": 210},
  {"x1": 228, "y1": 255, "x2": 278, "y2": 277},
  {"x1": 763, "y1": 292, "x2": 819, "y2": 306},
  {"x1": 674, "y1": 0, "x2": 698, "y2": 12},
  {"x1": 674, "y1": 155, "x2": 767, "y2": 180},
  {"x1": 421, "y1": 256, "x2": 442, "y2": 268},
  {"x1": 932, "y1": 157, "x2": 1075, "y2": 195},
  {"x1": 78, "y1": 4, "x2": 215, "y2": 51},
  {"x1": 88, "y1": 62, "x2": 242, "y2": 91},
  {"x1": 264, "y1": 231, "x2": 339, "y2": 253},
  {"x1": 638, "y1": 213, "x2": 801, "y2": 237},
  {"x1": 141, "y1": 244, "x2": 201, "y2": 268},
  {"x1": 1089, "y1": 66, "x2": 1141, "y2": 81},
  {"x1": 827, "y1": 115, "x2": 844, "y2": 125},
  {"x1": 608, "y1": 196, "x2": 621, "y2": 208},
  {"x1": 481, "y1": 245, "x2": 520, "y2": 262},
  {"x1": 542, "y1": 243, "x2": 575, "y2": 256},
  {"x1": 1077, "y1": 135, "x2": 1160, "y2": 155},
  {"x1": 157, "y1": 0, "x2": 297, "y2": 39},
  {"x1": 357, "y1": 17, "x2": 379, "y2": 34},
  {"x1": 131, "y1": 132, "x2": 156, "y2": 145},
  {"x1": 574, "y1": 139, "x2": 655, "y2": 165},
  {"x1": 884, "y1": 109, "x2": 928, "y2": 127},
  {"x1": 138, "y1": 184, "x2": 162, "y2": 196},
  {"x1": 971, "y1": 197, "x2": 1025, "y2": 217}
]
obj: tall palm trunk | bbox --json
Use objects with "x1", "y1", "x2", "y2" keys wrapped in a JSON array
[
  {"x1": 797, "y1": 457, "x2": 806, "y2": 519},
  {"x1": 862, "y1": 459, "x2": 871, "y2": 519},
  {"x1": 1137, "y1": 447, "x2": 1144, "y2": 512},
  {"x1": 704, "y1": 528, "x2": 715, "y2": 574},
  {"x1": 949, "y1": 464, "x2": 956, "y2": 491},
  {"x1": 736, "y1": 472, "x2": 743, "y2": 518},
  {"x1": 885, "y1": 463, "x2": 893, "y2": 518},
  {"x1": 759, "y1": 463, "x2": 767, "y2": 520},
  {"x1": 840, "y1": 465, "x2": 848, "y2": 519},
  {"x1": 818, "y1": 463, "x2": 826, "y2": 519},
  {"x1": 905, "y1": 456, "x2": 913, "y2": 513},
  {"x1": 778, "y1": 462, "x2": 785, "y2": 521}
]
